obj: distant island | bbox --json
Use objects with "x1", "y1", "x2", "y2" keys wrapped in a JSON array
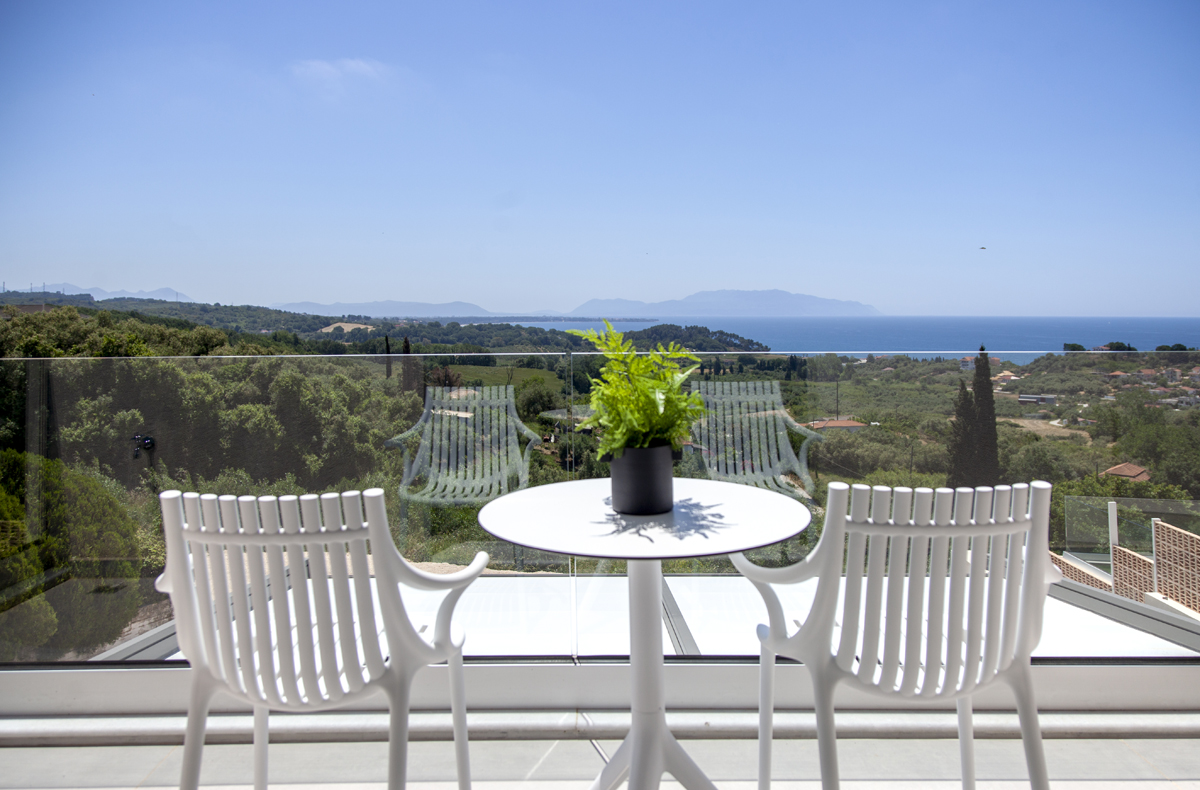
[
  {"x1": 18, "y1": 285, "x2": 878, "y2": 319},
  {"x1": 275, "y1": 299, "x2": 496, "y2": 318},
  {"x1": 271, "y1": 289, "x2": 880, "y2": 319},
  {"x1": 35, "y1": 283, "x2": 195, "y2": 302},
  {"x1": 566, "y1": 289, "x2": 879, "y2": 318}
]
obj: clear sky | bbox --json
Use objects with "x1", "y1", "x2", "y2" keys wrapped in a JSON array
[{"x1": 1, "y1": 1, "x2": 1197, "y2": 316}]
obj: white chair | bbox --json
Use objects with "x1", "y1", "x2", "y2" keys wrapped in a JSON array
[
  {"x1": 157, "y1": 488, "x2": 487, "y2": 790},
  {"x1": 692, "y1": 380, "x2": 823, "y2": 495},
  {"x1": 386, "y1": 385, "x2": 542, "y2": 509},
  {"x1": 732, "y1": 481, "x2": 1061, "y2": 790}
]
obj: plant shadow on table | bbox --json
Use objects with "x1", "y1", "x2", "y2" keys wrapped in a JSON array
[{"x1": 598, "y1": 497, "x2": 729, "y2": 543}]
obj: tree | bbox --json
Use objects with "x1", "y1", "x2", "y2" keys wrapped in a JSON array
[
  {"x1": 946, "y1": 347, "x2": 1000, "y2": 488},
  {"x1": 972, "y1": 346, "x2": 999, "y2": 485},
  {"x1": 428, "y1": 366, "x2": 462, "y2": 388},
  {"x1": 946, "y1": 380, "x2": 977, "y2": 488},
  {"x1": 0, "y1": 450, "x2": 141, "y2": 659},
  {"x1": 515, "y1": 378, "x2": 563, "y2": 422}
]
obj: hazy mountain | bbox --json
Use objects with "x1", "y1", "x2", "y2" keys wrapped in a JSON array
[
  {"x1": 569, "y1": 289, "x2": 880, "y2": 317},
  {"x1": 272, "y1": 289, "x2": 879, "y2": 318},
  {"x1": 272, "y1": 299, "x2": 496, "y2": 317},
  {"x1": 41, "y1": 283, "x2": 194, "y2": 302}
]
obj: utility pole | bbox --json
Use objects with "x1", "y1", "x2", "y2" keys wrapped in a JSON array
[{"x1": 835, "y1": 379, "x2": 840, "y2": 420}]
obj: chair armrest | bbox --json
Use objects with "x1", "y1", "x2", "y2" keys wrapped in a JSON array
[
  {"x1": 1045, "y1": 561, "x2": 1064, "y2": 585},
  {"x1": 516, "y1": 419, "x2": 542, "y2": 446},
  {"x1": 731, "y1": 550, "x2": 822, "y2": 585},
  {"x1": 391, "y1": 549, "x2": 489, "y2": 592},
  {"x1": 154, "y1": 572, "x2": 171, "y2": 594},
  {"x1": 513, "y1": 414, "x2": 541, "y2": 489},
  {"x1": 384, "y1": 420, "x2": 425, "y2": 449},
  {"x1": 386, "y1": 412, "x2": 433, "y2": 486},
  {"x1": 781, "y1": 412, "x2": 823, "y2": 444},
  {"x1": 748, "y1": 578, "x2": 791, "y2": 651},
  {"x1": 430, "y1": 551, "x2": 489, "y2": 650}
]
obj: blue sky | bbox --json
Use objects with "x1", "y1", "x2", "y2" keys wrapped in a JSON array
[{"x1": 1, "y1": 1, "x2": 1197, "y2": 315}]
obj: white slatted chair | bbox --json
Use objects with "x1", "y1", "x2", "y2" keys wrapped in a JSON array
[
  {"x1": 385, "y1": 386, "x2": 541, "y2": 529},
  {"x1": 732, "y1": 481, "x2": 1060, "y2": 790},
  {"x1": 692, "y1": 380, "x2": 823, "y2": 496},
  {"x1": 157, "y1": 488, "x2": 487, "y2": 790}
]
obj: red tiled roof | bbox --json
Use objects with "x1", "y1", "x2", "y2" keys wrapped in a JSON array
[{"x1": 1102, "y1": 462, "x2": 1150, "y2": 482}]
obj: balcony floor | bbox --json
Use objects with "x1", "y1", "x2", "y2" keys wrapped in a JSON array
[
  {"x1": 4, "y1": 735, "x2": 1200, "y2": 789},
  {"x1": 135, "y1": 575, "x2": 1195, "y2": 662}
]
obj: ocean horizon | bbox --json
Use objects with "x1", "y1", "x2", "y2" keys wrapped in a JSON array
[{"x1": 514, "y1": 316, "x2": 1200, "y2": 363}]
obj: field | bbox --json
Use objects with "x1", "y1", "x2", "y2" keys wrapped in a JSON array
[{"x1": 447, "y1": 365, "x2": 561, "y2": 388}]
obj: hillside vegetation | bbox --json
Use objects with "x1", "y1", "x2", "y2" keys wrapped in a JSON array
[
  {"x1": 0, "y1": 301, "x2": 772, "y2": 356},
  {"x1": 2, "y1": 305, "x2": 1199, "y2": 660}
]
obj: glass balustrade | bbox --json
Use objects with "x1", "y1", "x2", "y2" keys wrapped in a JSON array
[{"x1": 1, "y1": 346, "x2": 1198, "y2": 664}]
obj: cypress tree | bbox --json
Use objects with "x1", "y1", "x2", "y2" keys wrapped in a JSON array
[
  {"x1": 946, "y1": 380, "x2": 977, "y2": 488},
  {"x1": 972, "y1": 345, "x2": 999, "y2": 485}
]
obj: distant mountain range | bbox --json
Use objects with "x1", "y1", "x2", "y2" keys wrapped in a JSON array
[
  {"x1": 41, "y1": 283, "x2": 195, "y2": 302},
  {"x1": 565, "y1": 290, "x2": 879, "y2": 318},
  {"x1": 273, "y1": 300, "x2": 498, "y2": 318},
  {"x1": 273, "y1": 289, "x2": 879, "y2": 318},
  {"x1": 20, "y1": 285, "x2": 877, "y2": 318}
]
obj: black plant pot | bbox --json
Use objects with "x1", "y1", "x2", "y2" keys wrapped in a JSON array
[{"x1": 607, "y1": 443, "x2": 677, "y2": 515}]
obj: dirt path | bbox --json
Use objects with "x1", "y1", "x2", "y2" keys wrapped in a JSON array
[{"x1": 1003, "y1": 418, "x2": 1090, "y2": 441}]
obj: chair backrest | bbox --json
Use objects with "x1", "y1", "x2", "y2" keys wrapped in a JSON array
[
  {"x1": 160, "y1": 489, "x2": 407, "y2": 711},
  {"x1": 396, "y1": 385, "x2": 532, "y2": 495},
  {"x1": 804, "y1": 481, "x2": 1052, "y2": 700},
  {"x1": 691, "y1": 380, "x2": 820, "y2": 491}
]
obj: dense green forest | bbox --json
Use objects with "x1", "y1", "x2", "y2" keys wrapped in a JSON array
[
  {"x1": 1, "y1": 303, "x2": 1199, "y2": 661},
  {"x1": 77, "y1": 298, "x2": 341, "y2": 334},
  {"x1": 0, "y1": 301, "x2": 770, "y2": 358}
]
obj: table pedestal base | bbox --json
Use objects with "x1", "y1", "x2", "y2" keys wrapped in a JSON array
[{"x1": 588, "y1": 560, "x2": 719, "y2": 790}]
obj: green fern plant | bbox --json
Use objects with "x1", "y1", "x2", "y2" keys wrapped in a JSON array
[{"x1": 568, "y1": 320, "x2": 706, "y2": 459}]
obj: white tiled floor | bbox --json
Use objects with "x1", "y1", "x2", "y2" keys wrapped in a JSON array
[
  {"x1": 163, "y1": 574, "x2": 1196, "y2": 661},
  {"x1": 665, "y1": 575, "x2": 1198, "y2": 659},
  {"x1": 4, "y1": 736, "x2": 1200, "y2": 788},
  {"x1": 396, "y1": 576, "x2": 677, "y2": 657},
  {"x1": 53, "y1": 574, "x2": 1200, "y2": 790}
]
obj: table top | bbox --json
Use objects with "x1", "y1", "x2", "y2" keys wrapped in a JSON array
[{"x1": 477, "y1": 478, "x2": 811, "y2": 560}]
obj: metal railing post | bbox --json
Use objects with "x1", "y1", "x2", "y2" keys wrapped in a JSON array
[{"x1": 1108, "y1": 500, "x2": 1119, "y2": 570}]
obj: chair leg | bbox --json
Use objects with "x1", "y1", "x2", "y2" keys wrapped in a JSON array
[
  {"x1": 1010, "y1": 667, "x2": 1051, "y2": 790},
  {"x1": 387, "y1": 676, "x2": 413, "y2": 790},
  {"x1": 449, "y1": 650, "x2": 472, "y2": 790},
  {"x1": 253, "y1": 706, "x2": 269, "y2": 790},
  {"x1": 812, "y1": 673, "x2": 840, "y2": 790},
  {"x1": 956, "y1": 697, "x2": 975, "y2": 790},
  {"x1": 180, "y1": 677, "x2": 214, "y2": 790},
  {"x1": 758, "y1": 644, "x2": 775, "y2": 790}
]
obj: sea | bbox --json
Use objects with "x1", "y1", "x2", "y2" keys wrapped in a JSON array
[{"x1": 513, "y1": 316, "x2": 1200, "y2": 364}]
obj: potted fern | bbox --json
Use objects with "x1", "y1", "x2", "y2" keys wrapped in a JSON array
[{"x1": 569, "y1": 321, "x2": 706, "y2": 514}]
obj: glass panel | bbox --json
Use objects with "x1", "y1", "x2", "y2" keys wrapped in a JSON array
[
  {"x1": 0, "y1": 352, "x2": 570, "y2": 662},
  {"x1": 2, "y1": 342, "x2": 1198, "y2": 664},
  {"x1": 1065, "y1": 495, "x2": 1200, "y2": 561}
]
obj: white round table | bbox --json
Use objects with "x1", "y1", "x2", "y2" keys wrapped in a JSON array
[{"x1": 479, "y1": 477, "x2": 811, "y2": 790}]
